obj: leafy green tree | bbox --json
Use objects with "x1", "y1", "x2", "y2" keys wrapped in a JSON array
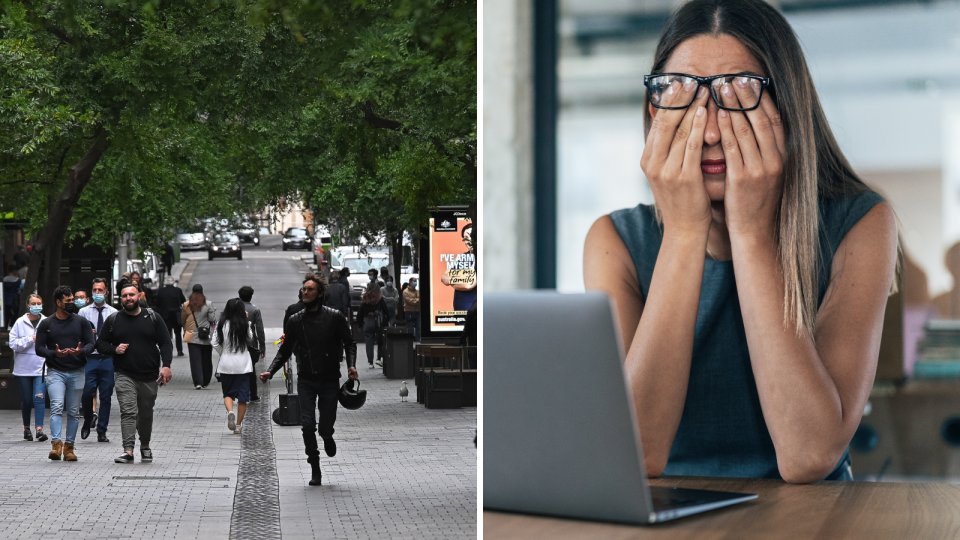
[
  {"x1": 242, "y1": 0, "x2": 477, "y2": 276},
  {"x1": 1, "y1": 0, "x2": 477, "y2": 312},
  {"x1": 1, "y1": 1, "x2": 310, "y2": 310}
]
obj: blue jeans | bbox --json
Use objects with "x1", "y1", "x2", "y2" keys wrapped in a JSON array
[
  {"x1": 405, "y1": 311, "x2": 421, "y2": 341},
  {"x1": 82, "y1": 357, "x2": 115, "y2": 434},
  {"x1": 16, "y1": 376, "x2": 46, "y2": 428},
  {"x1": 46, "y1": 368, "x2": 85, "y2": 443}
]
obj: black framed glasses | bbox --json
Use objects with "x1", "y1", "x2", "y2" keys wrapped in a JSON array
[{"x1": 643, "y1": 73, "x2": 772, "y2": 111}]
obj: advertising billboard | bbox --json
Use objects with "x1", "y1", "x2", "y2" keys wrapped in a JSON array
[{"x1": 425, "y1": 208, "x2": 475, "y2": 333}]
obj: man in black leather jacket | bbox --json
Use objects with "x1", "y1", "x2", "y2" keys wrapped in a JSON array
[{"x1": 261, "y1": 273, "x2": 358, "y2": 486}]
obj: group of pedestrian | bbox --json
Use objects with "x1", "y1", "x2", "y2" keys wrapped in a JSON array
[
  {"x1": 8, "y1": 264, "x2": 363, "y2": 486},
  {"x1": 8, "y1": 280, "x2": 172, "y2": 464}
]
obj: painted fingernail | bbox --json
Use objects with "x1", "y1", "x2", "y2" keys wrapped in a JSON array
[
  {"x1": 683, "y1": 80, "x2": 697, "y2": 92},
  {"x1": 697, "y1": 86, "x2": 707, "y2": 98},
  {"x1": 696, "y1": 106, "x2": 704, "y2": 117},
  {"x1": 719, "y1": 109, "x2": 728, "y2": 118}
]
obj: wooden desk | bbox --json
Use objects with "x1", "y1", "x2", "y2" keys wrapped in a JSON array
[{"x1": 484, "y1": 476, "x2": 960, "y2": 539}]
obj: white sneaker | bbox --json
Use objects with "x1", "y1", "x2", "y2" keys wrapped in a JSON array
[
  {"x1": 227, "y1": 411, "x2": 236, "y2": 431},
  {"x1": 234, "y1": 423, "x2": 242, "y2": 435},
  {"x1": 195, "y1": 385, "x2": 202, "y2": 390}
]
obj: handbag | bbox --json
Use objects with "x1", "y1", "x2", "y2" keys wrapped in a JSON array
[{"x1": 191, "y1": 306, "x2": 210, "y2": 341}]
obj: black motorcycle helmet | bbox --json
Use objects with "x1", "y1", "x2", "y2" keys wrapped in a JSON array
[{"x1": 338, "y1": 379, "x2": 367, "y2": 410}]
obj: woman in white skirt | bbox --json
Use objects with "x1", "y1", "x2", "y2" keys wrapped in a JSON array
[{"x1": 214, "y1": 298, "x2": 254, "y2": 434}]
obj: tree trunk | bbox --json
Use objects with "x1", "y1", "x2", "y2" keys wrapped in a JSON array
[
  {"x1": 391, "y1": 230, "x2": 403, "y2": 287},
  {"x1": 20, "y1": 129, "x2": 111, "y2": 315}
]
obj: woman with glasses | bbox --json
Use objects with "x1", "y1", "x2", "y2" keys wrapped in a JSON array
[{"x1": 584, "y1": 0, "x2": 898, "y2": 484}]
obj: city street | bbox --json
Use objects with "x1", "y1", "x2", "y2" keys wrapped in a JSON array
[{"x1": 0, "y1": 237, "x2": 477, "y2": 539}]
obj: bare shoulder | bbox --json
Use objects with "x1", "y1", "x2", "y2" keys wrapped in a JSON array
[
  {"x1": 836, "y1": 199, "x2": 898, "y2": 264},
  {"x1": 583, "y1": 215, "x2": 638, "y2": 291},
  {"x1": 819, "y1": 200, "x2": 898, "y2": 324},
  {"x1": 584, "y1": 214, "x2": 645, "y2": 350}
]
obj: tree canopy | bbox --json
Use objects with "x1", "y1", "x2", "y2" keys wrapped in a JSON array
[{"x1": 0, "y1": 0, "x2": 476, "y2": 307}]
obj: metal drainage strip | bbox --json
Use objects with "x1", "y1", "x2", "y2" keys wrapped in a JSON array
[{"x1": 230, "y1": 378, "x2": 282, "y2": 540}]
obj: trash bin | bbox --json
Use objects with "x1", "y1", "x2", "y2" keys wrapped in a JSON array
[
  {"x1": 0, "y1": 370, "x2": 21, "y2": 410},
  {"x1": 383, "y1": 326, "x2": 415, "y2": 379}
]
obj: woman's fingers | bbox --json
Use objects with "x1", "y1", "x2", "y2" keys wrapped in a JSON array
[
  {"x1": 680, "y1": 100, "x2": 709, "y2": 174},
  {"x1": 647, "y1": 79, "x2": 700, "y2": 166},
  {"x1": 738, "y1": 80, "x2": 781, "y2": 162},
  {"x1": 665, "y1": 86, "x2": 710, "y2": 167},
  {"x1": 716, "y1": 107, "x2": 742, "y2": 174},
  {"x1": 718, "y1": 79, "x2": 761, "y2": 166},
  {"x1": 757, "y1": 91, "x2": 786, "y2": 157}
]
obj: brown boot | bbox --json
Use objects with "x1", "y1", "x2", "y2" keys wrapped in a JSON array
[
  {"x1": 63, "y1": 443, "x2": 77, "y2": 461},
  {"x1": 48, "y1": 440, "x2": 62, "y2": 461}
]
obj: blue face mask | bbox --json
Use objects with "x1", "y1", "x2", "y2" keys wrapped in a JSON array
[
  {"x1": 369, "y1": 275, "x2": 376, "y2": 281},
  {"x1": 92, "y1": 293, "x2": 105, "y2": 304},
  {"x1": 410, "y1": 282, "x2": 417, "y2": 289},
  {"x1": 75, "y1": 299, "x2": 87, "y2": 308},
  {"x1": 29, "y1": 305, "x2": 43, "y2": 316}
]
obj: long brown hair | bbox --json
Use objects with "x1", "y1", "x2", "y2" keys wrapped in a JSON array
[
  {"x1": 189, "y1": 291, "x2": 206, "y2": 312},
  {"x1": 645, "y1": 0, "x2": 896, "y2": 337},
  {"x1": 362, "y1": 282, "x2": 382, "y2": 305}
]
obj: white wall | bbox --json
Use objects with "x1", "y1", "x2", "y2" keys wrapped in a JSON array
[
  {"x1": 557, "y1": 106, "x2": 652, "y2": 292},
  {"x1": 483, "y1": 0, "x2": 535, "y2": 291}
]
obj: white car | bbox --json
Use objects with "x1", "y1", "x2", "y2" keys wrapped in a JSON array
[
  {"x1": 176, "y1": 232, "x2": 206, "y2": 250},
  {"x1": 337, "y1": 251, "x2": 417, "y2": 308}
]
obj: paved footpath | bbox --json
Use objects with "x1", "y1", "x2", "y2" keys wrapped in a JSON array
[{"x1": 0, "y1": 331, "x2": 476, "y2": 539}]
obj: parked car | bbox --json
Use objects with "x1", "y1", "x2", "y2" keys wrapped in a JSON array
[
  {"x1": 338, "y1": 251, "x2": 391, "y2": 309},
  {"x1": 235, "y1": 221, "x2": 260, "y2": 246},
  {"x1": 335, "y1": 243, "x2": 415, "y2": 280},
  {"x1": 282, "y1": 227, "x2": 312, "y2": 251},
  {"x1": 112, "y1": 258, "x2": 144, "y2": 308},
  {"x1": 123, "y1": 252, "x2": 162, "y2": 304},
  {"x1": 176, "y1": 231, "x2": 207, "y2": 251},
  {"x1": 312, "y1": 228, "x2": 336, "y2": 267},
  {"x1": 208, "y1": 233, "x2": 242, "y2": 260}
]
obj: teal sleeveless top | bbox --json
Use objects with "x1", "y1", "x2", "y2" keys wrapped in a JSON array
[{"x1": 609, "y1": 191, "x2": 884, "y2": 480}]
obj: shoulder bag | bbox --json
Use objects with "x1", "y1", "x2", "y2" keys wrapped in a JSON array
[{"x1": 191, "y1": 306, "x2": 210, "y2": 341}]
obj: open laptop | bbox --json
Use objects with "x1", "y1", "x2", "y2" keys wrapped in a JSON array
[{"x1": 484, "y1": 291, "x2": 757, "y2": 524}]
